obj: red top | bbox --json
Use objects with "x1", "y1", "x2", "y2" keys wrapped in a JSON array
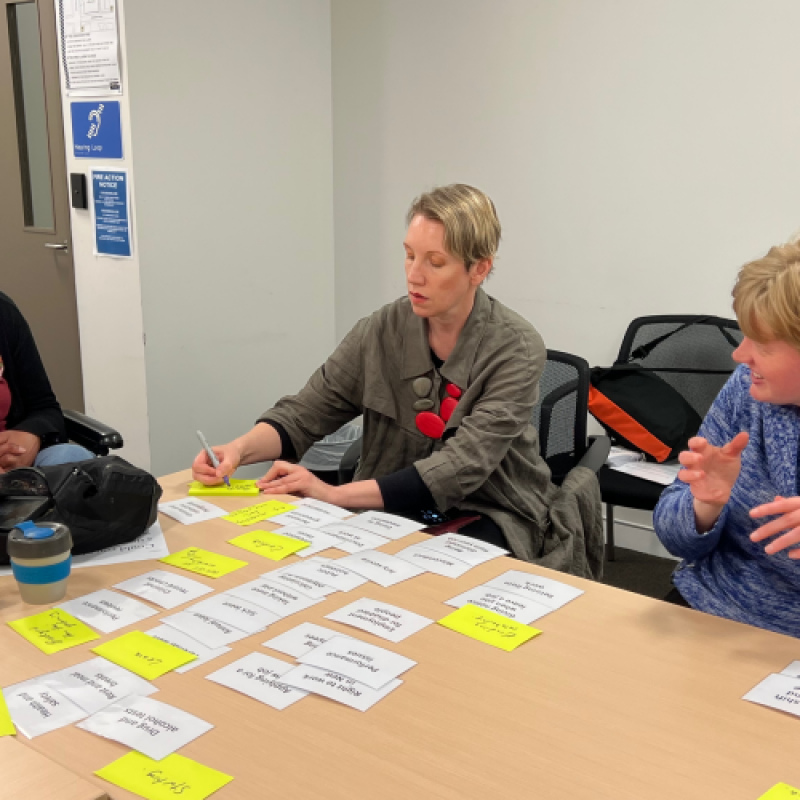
[{"x1": 0, "y1": 358, "x2": 10, "y2": 431}]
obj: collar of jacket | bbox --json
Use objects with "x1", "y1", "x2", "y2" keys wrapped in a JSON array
[{"x1": 401, "y1": 287, "x2": 491, "y2": 388}]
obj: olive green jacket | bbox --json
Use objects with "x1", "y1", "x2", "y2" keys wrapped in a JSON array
[{"x1": 259, "y1": 289, "x2": 603, "y2": 576}]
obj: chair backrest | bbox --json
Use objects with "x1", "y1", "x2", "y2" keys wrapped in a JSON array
[
  {"x1": 533, "y1": 349, "x2": 590, "y2": 483},
  {"x1": 617, "y1": 315, "x2": 742, "y2": 418}
]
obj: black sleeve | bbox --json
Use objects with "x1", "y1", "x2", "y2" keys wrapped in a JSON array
[
  {"x1": 376, "y1": 466, "x2": 436, "y2": 513},
  {"x1": 0, "y1": 295, "x2": 66, "y2": 445},
  {"x1": 257, "y1": 420, "x2": 298, "y2": 462}
]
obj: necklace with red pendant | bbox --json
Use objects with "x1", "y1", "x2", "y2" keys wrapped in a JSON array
[{"x1": 414, "y1": 382, "x2": 462, "y2": 439}]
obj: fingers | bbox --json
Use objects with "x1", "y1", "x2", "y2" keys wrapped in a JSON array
[
  {"x1": 750, "y1": 496, "x2": 800, "y2": 520},
  {"x1": 722, "y1": 431, "x2": 749, "y2": 457},
  {"x1": 257, "y1": 460, "x2": 294, "y2": 486},
  {"x1": 677, "y1": 468, "x2": 705, "y2": 483},
  {"x1": 191, "y1": 450, "x2": 220, "y2": 484},
  {"x1": 761, "y1": 527, "x2": 800, "y2": 555}
]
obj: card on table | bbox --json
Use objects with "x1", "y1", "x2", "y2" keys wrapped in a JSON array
[
  {"x1": 316, "y1": 522, "x2": 390, "y2": 554},
  {"x1": 114, "y1": 569, "x2": 214, "y2": 609},
  {"x1": 271, "y1": 525, "x2": 345, "y2": 559},
  {"x1": 188, "y1": 479, "x2": 260, "y2": 496},
  {"x1": 78, "y1": 695, "x2": 214, "y2": 761},
  {"x1": 259, "y1": 560, "x2": 339, "y2": 599},
  {"x1": 93, "y1": 630, "x2": 197, "y2": 679},
  {"x1": 58, "y1": 589, "x2": 159, "y2": 634},
  {"x1": 5, "y1": 682, "x2": 87, "y2": 738},
  {"x1": 267, "y1": 507, "x2": 339, "y2": 528},
  {"x1": 160, "y1": 547, "x2": 248, "y2": 579},
  {"x1": 298, "y1": 634, "x2": 416, "y2": 690},
  {"x1": 0, "y1": 690, "x2": 15, "y2": 736},
  {"x1": 226, "y1": 579, "x2": 324, "y2": 619},
  {"x1": 418, "y1": 532, "x2": 508, "y2": 566},
  {"x1": 262, "y1": 622, "x2": 346, "y2": 659},
  {"x1": 280, "y1": 664, "x2": 402, "y2": 712},
  {"x1": 276, "y1": 557, "x2": 368, "y2": 593},
  {"x1": 222, "y1": 500, "x2": 297, "y2": 526},
  {"x1": 187, "y1": 593, "x2": 281, "y2": 634},
  {"x1": 159, "y1": 611, "x2": 254, "y2": 649},
  {"x1": 227, "y1": 529, "x2": 310, "y2": 560},
  {"x1": 438, "y1": 603, "x2": 542, "y2": 652},
  {"x1": 158, "y1": 498, "x2": 228, "y2": 525},
  {"x1": 781, "y1": 661, "x2": 800, "y2": 679},
  {"x1": 297, "y1": 497, "x2": 352, "y2": 519},
  {"x1": 484, "y1": 569, "x2": 584, "y2": 610},
  {"x1": 146, "y1": 624, "x2": 232, "y2": 673},
  {"x1": 96, "y1": 751, "x2": 233, "y2": 800},
  {"x1": 444, "y1": 586, "x2": 552, "y2": 625},
  {"x1": 393, "y1": 543, "x2": 473, "y2": 578},
  {"x1": 743, "y1": 673, "x2": 800, "y2": 718},
  {"x1": 7, "y1": 608, "x2": 100, "y2": 654},
  {"x1": 206, "y1": 652, "x2": 308, "y2": 711},
  {"x1": 343, "y1": 511, "x2": 425, "y2": 540},
  {"x1": 334, "y1": 550, "x2": 426, "y2": 588},
  {"x1": 325, "y1": 597, "x2": 433, "y2": 643}
]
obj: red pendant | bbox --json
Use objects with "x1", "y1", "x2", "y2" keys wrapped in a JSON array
[
  {"x1": 446, "y1": 383, "x2": 462, "y2": 399},
  {"x1": 440, "y1": 396, "x2": 458, "y2": 422},
  {"x1": 415, "y1": 411, "x2": 445, "y2": 439}
]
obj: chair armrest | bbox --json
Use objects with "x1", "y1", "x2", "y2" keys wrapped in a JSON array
[
  {"x1": 576, "y1": 435, "x2": 611, "y2": 474},
  {"x1": 337, "y1": 436, "x2": 363, "y2": 485},
  {"x1": 63, "y1": 409, "x2": 124, "y2": 456}
]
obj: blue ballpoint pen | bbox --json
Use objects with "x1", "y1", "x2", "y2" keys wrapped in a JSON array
[{"x1": 196, "y1": 430, "x2": 232, "y2": 488}]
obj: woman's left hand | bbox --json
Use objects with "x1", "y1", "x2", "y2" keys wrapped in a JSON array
[
  {"x1": 256, "y1": 460, "x2": 335, "y2": 503},
  {"x1": 750, "y1": 496, "x2": 800, "y2": 558}
]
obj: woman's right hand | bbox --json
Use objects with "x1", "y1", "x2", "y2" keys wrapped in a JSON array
[
  {"x1": 191, "y1": 442, "x2": 242, "y2": 485},
  {"x1": 677, "y1": 432, "x2": 749, "y2": 531}
]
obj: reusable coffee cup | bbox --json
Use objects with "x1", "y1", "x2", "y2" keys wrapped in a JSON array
[{"x1": 7, "y1": 520, "x2": 73, "y2": 604}]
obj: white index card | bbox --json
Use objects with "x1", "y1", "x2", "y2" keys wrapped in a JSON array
[
  {"x1": 444, "y1": 586, "x2": 552, "y2": 624},
  {"x1": 146, "y1": 624, "x2": 231, "y2": 673},
  {"x1": 206, "y1": 652, "x2": 308, "y2": 711},
  {"x1": 158, "y1": 498, "x2": 227, "y2": 524},
  {"x1": 268, "y1": 507, "x2": 337, "y2": 528},
  {"x1": 299, "y1": 635, "x2": 417, "y2": 689},
  {"x1": 484, "y1": 569, "x2": 584, "y2": 610},
  {"x1": 781, "y1": 661, "x2": 800, "y2": 679},
  {"x1": 58, "y1": 589, "x2": 158, "y2": 633},
  {"x1": 394, "y1": 543, "x2": 473, "y2": 578},
  {"x1": 297, "y1": 497, "x2": 352, "y2": 519},
  {"x1": 5, "y1": 683, "x2": 87, "y2": 738},
  {"x1": 113, "y1": 569, "x2": 213, "y2": 609},
  {"x1": 343, "y1": 511, "x2": 424, "y2": 540},
  {"x1": 325, "y1": 597, "x2": 433, "y2": 643},
  {"x1": 227, "y1": 579, "x2": 324, "y2": 618},
  {"x1": 271, "y1": 525, "x2": 344, "y2": 558},
  {"x1": 317, "y1": 522, "x2": 390, "y2": 553},
  {"x1": 160, "y1": 610, "x2": 253, "y2": 649},
  {"x1": 417, "y1": 532, "x2": 508, "y2": 566},
  {"x1": 258, "y1": 562, "x2": 339, "y2": 599},
  {"x1": 262, "y1": 622, "x2": 347, "y2": 659},
  {"x1": 187, "y1": 593, "x2": 281, "y2": 634},
  {"x1": 743, "y1": 673, "x2": 800, "y2": 718},
  {"x1": 275, "y1": 558, "x2": 368, "y2": 593},
  {"x1": 334, "y1": 550, "x2": 426, "y2": 587},
  {"x1": 281, "y1": 665, "x2": 402, "y2": 712},
  {"x1": 78, "y1": 695, "x2": 213, "y2": 761}
]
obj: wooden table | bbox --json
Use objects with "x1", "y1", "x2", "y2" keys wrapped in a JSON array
[{"x1": 1, "y1": 470, "x2": 799, "y2": 799}]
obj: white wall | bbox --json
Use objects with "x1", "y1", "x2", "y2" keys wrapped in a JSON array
[
  {"x1": 331, "y1": 0, "x2": 800, "y2": 553},
  {"x1": 123, "y1": 0, "x2": 336, "y2": 476}
]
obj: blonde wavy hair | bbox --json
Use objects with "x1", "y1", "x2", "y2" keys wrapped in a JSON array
[
  {"x1": 733, "y1": 243, "x2": 800, "y2": 348},
  {"x1": 406, "y1": 184, "x2": 501, "y2": 271}
]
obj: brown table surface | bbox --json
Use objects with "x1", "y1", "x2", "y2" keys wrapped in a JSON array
[{"x1": 1, "y1": 469, "x2": 800, "y2": 800}]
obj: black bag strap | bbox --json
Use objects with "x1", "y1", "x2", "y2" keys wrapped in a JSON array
[{"x1": 622, "y1": 316, "x2": 738, "y2": 364}]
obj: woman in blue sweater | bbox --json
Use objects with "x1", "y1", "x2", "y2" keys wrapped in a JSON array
[{"x1": 654, "y1": 243, "x2": 800, "y2": 638}]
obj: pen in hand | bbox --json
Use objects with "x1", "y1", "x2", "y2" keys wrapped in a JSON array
[{"x1": 196, "y1": 430, "x2": 232, "y2": 488}]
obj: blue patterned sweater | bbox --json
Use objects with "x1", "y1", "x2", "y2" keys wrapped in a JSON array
[{"x1": 653, "y1": 365, "x2": 800, "y2": 638}]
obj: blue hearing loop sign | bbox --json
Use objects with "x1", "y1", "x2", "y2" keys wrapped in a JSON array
[{"x1": 71, "y1": 101, "x2": 123, "y2": 159}]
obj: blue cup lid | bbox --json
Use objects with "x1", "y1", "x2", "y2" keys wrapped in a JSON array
[{"x1": 16, "y1": 520, "x2": 55, "y2": 539}]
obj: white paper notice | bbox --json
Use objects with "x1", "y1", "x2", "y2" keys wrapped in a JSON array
[
  {"x1": 268, "y1": 507, "x2": 337, "y2": 528},
  {"x1": 394, "y1": 543, "x2": 473, "y2": 578},
  {"x1": 334, "y1": 550, "x2": 425, "y2": 588},
  {"x1": 114, "y1": 569, "x2": 213, "y2": 610},
  {"x1": 227, "y1": 579, "x2": 324, "y2": 618},
  {"x1": 444, "y1": 586, "x2": 552, "y2": 624},
  {"x1": 299, "y1": 635, "x2": 416, "y2": 690},
  {"x1": 260, "y1": 560, "x2": 339, "y2": 599},
  {"x1": 781, "y1": 661, "x2": 800, "y2": 679},
  {"x1": 318, "y1": 522, "x2": 390, "y2": 554},
  {"x1": 72, "y1": 522, "x2": 170, "y2": 569},
  {"x1": 263, "y1": 622, "x2": 346, "y2": 659},
  {"x1": 281, "y1": 665, "x2": 402, "y2": 712},
  {"x1": 418, "y1": 533, "x2": 508, "y2": 566},
  {"x1": 160, "y1": 611, "x2": 253, "y2": 649},
  {"x1": 276, "y1": 558, "x2": 368, "y2": 593},
  {"x1": 275, "y1": 526, "x2": 345, "y2": 559},
  {"x1": 77, "y1": 695, "x2": 213, "y2": 761},
  {"x1": 58, "y1": 589, "x2": 158, "y2": 634},
  {"x1": 41, "y1": 657, "x2": 157, "y2": 714},
  {"x1": 187, "y1": 594, "x2": 280, "y2": 634},
  {"x1": 326, "y1": 598, "x2": 433, "y2": 643},
  {"x1": 146, "y1": 625, "x2": 231, "y2": 673},
  {"x1": 344, "y1": 511, "x2": 424, "y2": 541},
  {"x1": 743, "y1": 673, "x2": 800, "y2": 717},
  {"x1": 484, "y1": 570, "x2": 584, "y2": 610},
  {"x1": 5, "y1": 683, "x2": 87, "y2": 738},
  {"x1": 158, "y1": 498, "x2": 227, "y2": 525},
  {"x1": 298, "y1": 498, "x2": 352, "y2": 519},
  {"x1": 206, "y1": 652, "x2": 308, "y2": 711}
]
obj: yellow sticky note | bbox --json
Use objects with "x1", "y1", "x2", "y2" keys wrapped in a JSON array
[
  {"x1": 160, "y1": 546, "x2": 248, "y2": 578},
  {"x1": 759, "y1": 784, "x2": 800, "y2": 799},
  {"x1": 96, "y1": 751, "x2": 233, "y2": 800},
  {"x1": 437, "y1": 603, "x2": 541, "y2": 652},
  {"x1": 228, "y1": 529, "x2": 310, "y2": 560},
  {"x1": 0, "y1": 690, "x2": 15, "y2": 737},
  {"x1": 222, "y1": 500, "x2": 296, "y2": 526},
  {"x1": 7, "y1": 607, "x2": 100, "y2": 655},
  {"x1": 188, "y1": 479, "x2": 260, "y2": 497},
  {"x1": 93, "y1": 630, "x2": 196, "y2": 679}
]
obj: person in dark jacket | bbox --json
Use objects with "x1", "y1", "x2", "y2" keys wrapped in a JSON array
[{"x1": 0, "y1": 292, "x2": 92, "y2": 471}]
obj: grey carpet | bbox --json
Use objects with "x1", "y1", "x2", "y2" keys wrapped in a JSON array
[{"x1": 601, "y1": 547, "x2": 677, "y2": 599}]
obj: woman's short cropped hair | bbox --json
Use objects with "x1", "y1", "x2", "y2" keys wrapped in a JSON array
[
  {"x1": 406, "y1": 184, "x2": 501, "y2": 270},
  {"x1": 733, "y1": 243, "x2": 800, "y2": 349}
]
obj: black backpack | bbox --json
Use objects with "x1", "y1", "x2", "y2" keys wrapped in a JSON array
[{"x1": 0, "y1": 455, "x2": 162, "y2": 565}]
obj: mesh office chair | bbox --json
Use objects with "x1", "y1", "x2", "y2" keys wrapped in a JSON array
[{"x1": 598, "y1": 315, "x2": 742, "y2": 560}]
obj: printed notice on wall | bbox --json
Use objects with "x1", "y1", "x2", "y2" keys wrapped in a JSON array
[
  {"x1": 91, "y1": 168, "x2": 131, "y2": 258},
  {"x1": 56, "y1": 0, "x2": 122, "y2": 95}
]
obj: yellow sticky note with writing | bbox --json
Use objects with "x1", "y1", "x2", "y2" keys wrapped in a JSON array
[
  {"x1": 96, "y1": 751, "x2": 233, "y2": 800},
  {"x1": 160, "y1": 546, "x2": 248, "y2": 578},
  {"x1": 222, "y1": 500, "x2": 296, "y2": 526},
  {"x1": 228, "y1": 529, "x2": 310, "y2": 561},
  {"x1": 438, "y1": 603, "x2": 541, "y2": 652},
  {"x1": 7, "y1": 607, "x2": 100, "y2": 654},
  {"x1": 759, "y1": 784, "x2": 800, "y2": 799},
  {"x1": 188, "y1": 479, "x2": 260, "y2": 497},
  {"x1": 93, "y1": 630, "x2": 196, "y2": 679},
  {"x1": 0, "y1": 690, "x2": 16, "y2": 737}
]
